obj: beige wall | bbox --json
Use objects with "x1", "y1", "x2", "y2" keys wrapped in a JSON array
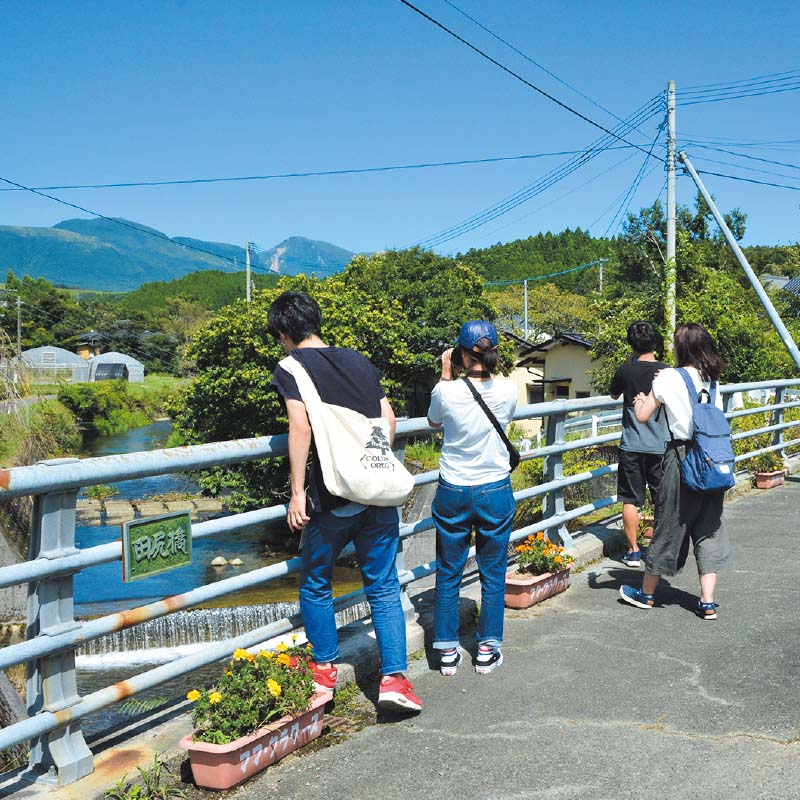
[{"x1": 508, "y1": 343, "x2": 599, "y2": 438}]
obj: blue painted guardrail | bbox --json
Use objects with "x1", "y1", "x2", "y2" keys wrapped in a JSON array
[{"x1": 0, "y1": 378, "x2": 799, "y2": 786}]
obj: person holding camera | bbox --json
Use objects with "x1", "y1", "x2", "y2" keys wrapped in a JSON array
[{"x1": 427, "y1": 320, "x2": 517, "y2": 676}]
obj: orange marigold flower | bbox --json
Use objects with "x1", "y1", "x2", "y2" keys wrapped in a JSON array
[{"x1": 276, "y1": 653, "x2": 292, "y2": 667}]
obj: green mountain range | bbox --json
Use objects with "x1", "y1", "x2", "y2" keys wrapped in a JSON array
[{"x1": 0, "y1": 217, "x2": 355, "y2": 291}]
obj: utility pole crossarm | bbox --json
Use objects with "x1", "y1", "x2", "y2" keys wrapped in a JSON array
[{"x1": 679, "y1": 151, "x2": 800, "y2": 370}]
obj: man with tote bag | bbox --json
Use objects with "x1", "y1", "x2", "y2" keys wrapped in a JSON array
[{"x1": 268, "y1": 291, "x2": 422, "y2": 713}]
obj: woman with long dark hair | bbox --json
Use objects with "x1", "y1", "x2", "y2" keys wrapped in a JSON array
[
  {"x1": 427, "y1": 321, "x2": 517, "y2": 676},
  {"x1": 619, "y1": 323, "x2": 731, "y2": 619}
]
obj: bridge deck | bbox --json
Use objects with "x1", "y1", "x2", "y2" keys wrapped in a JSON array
[{"x1": 235, "y1": 479, "x2": 800, "y2": 800}]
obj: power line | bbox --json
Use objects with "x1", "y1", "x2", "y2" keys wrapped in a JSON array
[
  {"x1": 407, "y1": 96, "x2": 665, "y2": 248},
  {"x1": 693, "y1": 169, "x2": 800, "y2": 192},
  {"x1": 441, "y1": 0, "x2": 648, "y2": 135},
  {"x1": 485, "y1": 259, "x2": 605, "y2": 287},
  {"x1": 602, "y1": 125, "x2": 665, "y2": 238},
  {"x1": 396, "y1": 0, "x2": 663, "y2": 159},
  {"x1": 685, "y1": 143, "x2": 800, "y2": 172},
  {"x1": 678, "y1": 83, "x2": 800, "y2": 106},
  {"x1": 689, "y1": 154, "x2": 800, "y2": 184},
  {"x1": 0, "y1": 173, "x2": 348, "y2": 278},
  {"x1": 0, "y1": 147, "x2": 643, "y2": 194},
  {"x1": 682, "y1": 68, "x2": 800, "y2": 92},
  {"x1": 474, "y1": 150, "x2": 640, "y2": 244}
]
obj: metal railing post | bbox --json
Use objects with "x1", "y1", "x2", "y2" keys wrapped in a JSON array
[
  {"x1": 393, "y1": 437, "x2": 414, "y2": 618},
  {"x1": 23, "y1": 460, "x2": 93, "y2": 787},
  {"x1": 542, "y1": 411, "x2": 572, "y2": 548},
  {"x1": 772, "y1": 387, "x2": 787, "y2": 462}
]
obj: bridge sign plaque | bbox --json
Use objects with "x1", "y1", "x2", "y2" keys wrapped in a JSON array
[{"x1": 122, "y1": 510, "x2": 192, "y2": 582}]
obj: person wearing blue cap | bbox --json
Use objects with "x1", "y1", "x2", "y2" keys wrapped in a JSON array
[{"x1": 426, "y1": 320, "x2": 518, "y2": 676}]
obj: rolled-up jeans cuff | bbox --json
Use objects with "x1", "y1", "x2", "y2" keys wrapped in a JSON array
[
  {"x1": 432, "y1": 639, "x2": 460, "y2": 651},
  {"x1": 477, "y1": 637, "x2": 503, "y2": 648}
]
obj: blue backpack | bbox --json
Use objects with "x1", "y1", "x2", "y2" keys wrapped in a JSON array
[{"x1": 676, "y1": 368, "x2": 735, "y2": 494}]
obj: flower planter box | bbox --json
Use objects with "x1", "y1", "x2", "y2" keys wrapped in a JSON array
[
  {"x1": 755, "y1": 470, "x2": 785, "y2": 490},
  {"x1": 504, "y1": 566, "x2": 571, "y2": 609},
  {"x1": 181, "y1": 690, "x2": 332, "y2": 790}
]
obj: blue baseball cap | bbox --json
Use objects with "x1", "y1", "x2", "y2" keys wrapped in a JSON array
[{"x1": 456, "y1": 320, "x2": 498, "y2": 349}]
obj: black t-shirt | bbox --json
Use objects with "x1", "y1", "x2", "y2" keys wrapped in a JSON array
[
  {"x1": 609, "y1": 358, "x2": 668, "y2": 454},
  {"x1": 270, "y1": 347, "x2": 386, "y2": 512}
]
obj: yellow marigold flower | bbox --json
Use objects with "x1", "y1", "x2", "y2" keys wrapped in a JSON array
[
  {"x1": 257, "y1": 650, "x2": 270, "y2": 659},
  {"x1": 536, "y1": 532, "x2": 545, "y2": 541},
  {"x1": 186, "y1": 689, "x2": 201, "y2": 702},
  {"x1": 267, "y1": 678, "x2": 282, "y2": 698},
  {"x1": 291, "y1": 633, "x2": 298, "y2": 643},
  {"x1": 276, "y1": 642, "x2": 288, "y2": 653},
  {"x1": 246, "y1": 652, "x2": 256, "y2": 662},
  {"x1": 276, "y1": 653, "x2": 292, "y2": 667},
  {"x1": 554, "y1": 556, "x2": 563, "y2": 564},
  {"x1": 233, "y1": 648, "x2": 250, "y2": 661},
  {"x1": 209, "y1": 691, "x2": 222, "y2": 704}
]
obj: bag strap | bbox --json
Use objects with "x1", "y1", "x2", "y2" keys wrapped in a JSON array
[
  {"x1": 461, "y1": 377, "x2": 517, "y2": 463},
  {"x1": 278, "y1": 355, "x2": 323, "y2": 411},
  {"x1": 676, "y1": 368, "x2": 699, "y2": 408}
]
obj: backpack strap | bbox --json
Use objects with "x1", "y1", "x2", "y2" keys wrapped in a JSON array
[{"x1": 676, "y1": 368, "x2": 699, "y2": 407}]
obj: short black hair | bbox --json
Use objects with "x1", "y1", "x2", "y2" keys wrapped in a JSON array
[
  {"x1": 267, "y1": 291, "x2": 323, "y2": 344},
  {"x1": 626, "y1": 320, "x2": 661, "y2": 355}
]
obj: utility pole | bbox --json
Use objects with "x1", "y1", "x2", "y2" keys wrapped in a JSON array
[
  {"x1": 598, "y1": 258, "x2": 608, "y2": 295},
  {"x1": 523, "y1": 278, "x2": 528, "y2": 339},
  {"x1": 245, "y1": 241, "x2": 252, "y2": 303},
  {"x1": 665, "y1": 79, "x2": 677, "y2": 359},
  {"x1": 679, "y1": 151, "x2": 800, "y2": 369},
  {"x1": 16, "y1": 295, "x2": 22, "y2": 361}
]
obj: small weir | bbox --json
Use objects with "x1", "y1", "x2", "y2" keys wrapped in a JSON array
[{"x1": 77, "y1": 601, "x2": 372, "y2": 664}]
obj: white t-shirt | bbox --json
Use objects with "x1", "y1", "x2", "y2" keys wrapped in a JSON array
[
  {"x1": 427, "y1": 378, "x2": 518, "y2": 486},
  {"x1": 652, "y1": 366, "x2": 723, "y2": 440}
]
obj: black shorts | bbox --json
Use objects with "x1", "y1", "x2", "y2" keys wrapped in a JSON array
[{"x1": 616, "y1": 450, "x2": 663, "y2": 507}]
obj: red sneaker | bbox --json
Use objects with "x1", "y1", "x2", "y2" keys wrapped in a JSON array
[
  {"x1": 310, "y1": 662, "x2": 338, "y2": 693},
  {"x1": 378, "y1": 675, "x2": 423, "y2": 713}
]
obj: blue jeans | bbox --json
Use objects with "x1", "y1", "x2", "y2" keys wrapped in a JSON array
[
  {"x1": 432, "y1": 476, "x2": 515, "y2": 650},
  {"x1": 299, "y1": 506, "x2": 407, "y2": 675}
]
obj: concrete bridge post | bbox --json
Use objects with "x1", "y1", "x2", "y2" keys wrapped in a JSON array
[
  {"x1": 543, "y1": 410, "x2": 571, "y2": 548},
  {"x1": 772, "y1": 387, "x2": 787, "y2": 462},
  {"x1": 22, "y1": 460, "x2": 93, "y2": 787}
]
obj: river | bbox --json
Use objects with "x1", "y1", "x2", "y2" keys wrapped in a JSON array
[{"x1": 73, "y1": 420, "x2": 364, "y2": 737}]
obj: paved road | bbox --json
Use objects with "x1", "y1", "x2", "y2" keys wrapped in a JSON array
[{"x1": 234, "y1": 478, "x2": 800, "y2": 800}]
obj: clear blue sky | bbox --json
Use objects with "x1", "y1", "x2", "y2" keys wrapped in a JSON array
[{"x1": 1, "y1": 0, "x2": 798, "y2": 259}]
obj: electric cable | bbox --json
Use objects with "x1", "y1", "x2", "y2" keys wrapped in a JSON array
[
  {"x1": 682, "y1": 143, "x2": 800, "y2": 172},
  {"x1": 678, "y1": 83, "x2": 800, "y2": 106},
  {"x1": 485, "y1": 259, "x2": 604, "y2": 287},
  {"x1": 692, "y1": 169, "x2": 800, "y2": 192},
  {"x1": 441, "y1": 0, "x2": 649, "y2": 135},
  {"x1": 0, "y1": 174, "x2": 348, "y2": 278},
  {"x1": 407, "y1": 97, "x2": 665, "y2": 248},
  {"x1": 0, "y1": 147, "x2": 643, "y2": 193},
  {"x1": 396, "y1": 0, "x2": 664, "y2": 158},
  {"x1": 688, "y1": 154, "x2": 800, "y2": 184},
  {"x1": 602, "y1": 124, "x2": 665, "y2": 238},
  {"x1": 682, "y1": 68, "x2": 800, "y2": 92}
]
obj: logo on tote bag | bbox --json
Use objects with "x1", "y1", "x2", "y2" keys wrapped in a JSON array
[{"x1": 361, "y1": 426, "x2": 395, "y2": 470}]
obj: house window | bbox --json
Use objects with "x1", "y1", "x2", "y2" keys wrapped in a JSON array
[
  {"x1": 527, "y1": 386, "x2": 544, "y2": 405},
  {"x1": 576, "y1": 391, "x2": 590, "y2": 399},
  {"x1": 555, "y1": 385, "x2": 570, "y2": 400}
]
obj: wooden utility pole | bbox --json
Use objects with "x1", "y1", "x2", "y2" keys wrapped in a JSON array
[
  {"x1": 665, "y1": 79, "x2": 677, "y2": 358},
  {"x1": 16, "y1": 295, "x2": 21, "y2": 362}
]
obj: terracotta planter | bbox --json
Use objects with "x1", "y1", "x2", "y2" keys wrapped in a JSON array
[
  {"x1": 505, "y1": 566, "x2": 571, "y2": 609},
  {"x1": 755, "y1": 470, "x2": 785, "y2": 489},
  {"x1": 181, "y1": 690, "x2": 332, "y2": 790}
]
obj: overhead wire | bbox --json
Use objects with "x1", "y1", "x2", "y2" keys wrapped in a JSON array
[
  {"x1": 678, "y1": 83, "x2": 800, "y2": 106},
  {"x1": 0, "y1": 146, "x2": 644, "y2": 193},
  {"x1": 406, "y1": 95, "x2": 665, "y2": 249},
  {"x1": 0, "y1": 174, "x2": 347, "y2": 278},
  {"x1": 687, "y1": 154, "x2": 800, "y2": 184},
  {"x1": 440, "y1": 0, "x2": 649, "y2": 135},
  {"x1": 692, "y1": 169, "x2": 800, "y2": 192},
  {"x1": 485, "y1": 260, "x2": 604, "y2": 287},
  {"x1": 681, "y1": 68, "x2": 800, "y2": 92},
  {"x1": 396, "y1": 0, "x2": 665, "y2": 158},
  {"x1": 681, "y1": 143, "x2": 800, "y2": 172},
  {"x1": 473, "y1": 150, "x2": 640, "y2": 244},
  {"x1": 602, "y1": 124, "x2": 666, "y2": 238}
]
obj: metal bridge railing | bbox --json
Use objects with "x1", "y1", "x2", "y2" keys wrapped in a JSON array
[{"x1": 1, "y1": 378, "x2": 799, "y2": 786}]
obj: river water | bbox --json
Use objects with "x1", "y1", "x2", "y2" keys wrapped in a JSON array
[{"x1": 73, "y1": 421, "x2": 365, "y2": 737}]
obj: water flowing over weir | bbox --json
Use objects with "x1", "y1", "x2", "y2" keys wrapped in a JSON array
[{"x1": 77, "y1": 601, "x2": 372, "y2": 665}]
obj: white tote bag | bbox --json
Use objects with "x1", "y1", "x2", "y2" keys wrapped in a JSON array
[{"x1": 278, "y1": 356, "x2": 414, "y2": 507}]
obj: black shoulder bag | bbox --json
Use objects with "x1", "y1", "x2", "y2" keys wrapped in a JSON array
[{"x1": 461, "y1": 378, "x2": 520, "y2": 471}]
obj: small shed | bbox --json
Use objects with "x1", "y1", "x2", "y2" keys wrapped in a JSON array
[
  {"x1": 89, "y1": 351, "x2": 145, "y2": 383},
  {"x1": 17, "y1": 346, "x2": 91, "y2": 383}
]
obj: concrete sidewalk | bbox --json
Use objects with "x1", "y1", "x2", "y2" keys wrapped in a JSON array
[{"x1": 233, "y1": 479, "x2": 800, "y2": 800}]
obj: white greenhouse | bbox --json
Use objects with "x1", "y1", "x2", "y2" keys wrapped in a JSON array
[
  {"x1": 88, "y1": 351, "x2": 145, "y2": 383},
  {"x1": 15, "y1": 346, "x2": 90, "y2": 384}
]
